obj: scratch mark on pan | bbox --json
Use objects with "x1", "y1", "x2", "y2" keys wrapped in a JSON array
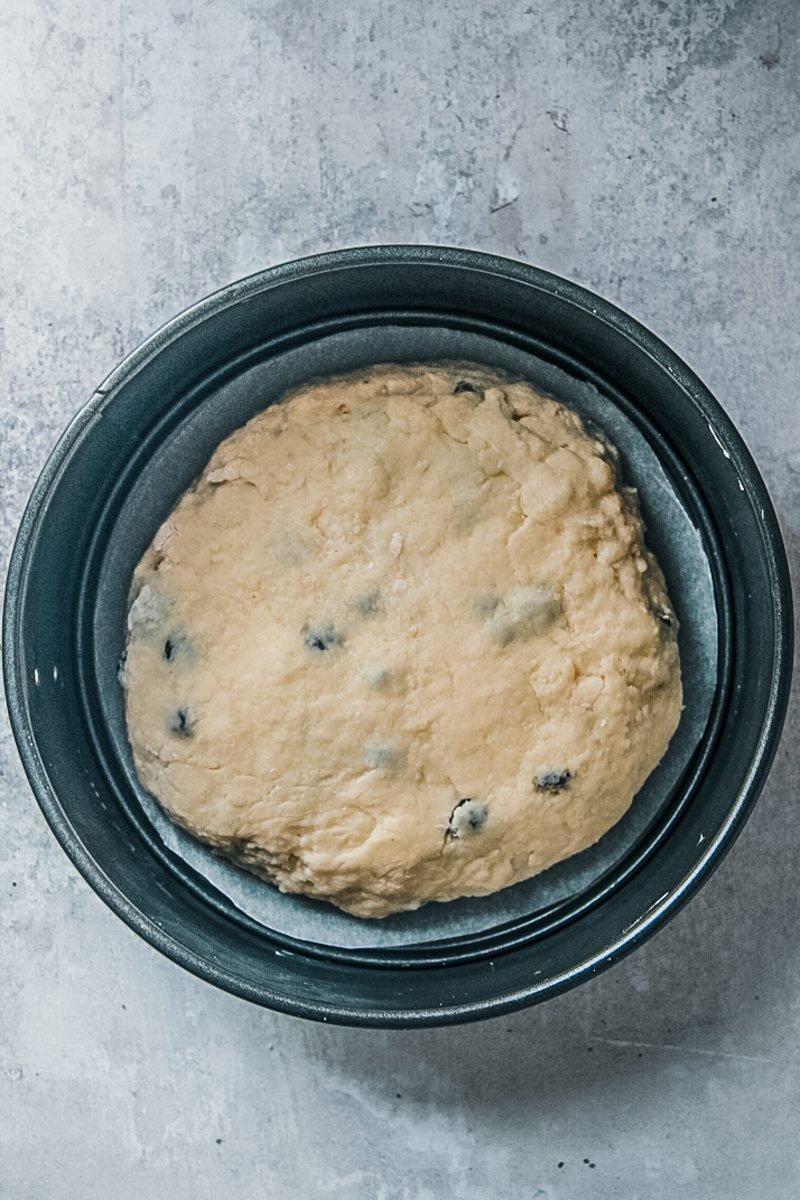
[
  {"x1": 645, "y1": 891, "x2": 670, "y2": 915},
  {"x1": 708, "y1": 422, "x2": 732, "y2": 459},
  {"x1": 621, "y1": 891, "x2": 670, "y2": 934}
]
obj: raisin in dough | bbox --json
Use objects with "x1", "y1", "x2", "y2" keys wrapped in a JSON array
[{"x1": 124, "y1": 365, "x2": 682, "y2": 918}]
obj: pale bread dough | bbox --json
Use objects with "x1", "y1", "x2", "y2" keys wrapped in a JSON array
[{"x1": 123, "y1": 364, "x2": 682, "y2": 918}]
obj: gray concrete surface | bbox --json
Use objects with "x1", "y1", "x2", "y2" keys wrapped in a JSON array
[{"x1": 2, "y1": 1, "x2": 799, "y2": 1196}]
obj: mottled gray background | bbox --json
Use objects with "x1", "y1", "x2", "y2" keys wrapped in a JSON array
[{"x1": 1, "y1": 1, "x2": 799, "y2": 1197}]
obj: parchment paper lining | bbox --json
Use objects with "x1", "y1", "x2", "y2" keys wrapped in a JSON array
[{"x1": 95, "y1": 327, "x2": 717, "y2": 949}]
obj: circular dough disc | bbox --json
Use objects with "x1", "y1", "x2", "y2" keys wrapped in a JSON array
[{"x1": 124, "y1": 365, "x2": 682, "y2": 917}]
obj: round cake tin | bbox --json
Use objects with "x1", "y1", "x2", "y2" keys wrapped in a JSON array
[{"x1": 3, "y1": 246, "x2": 793, "y2": 1026}]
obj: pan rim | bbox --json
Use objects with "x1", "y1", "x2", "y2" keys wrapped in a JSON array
[{"x1": 3, "y1": 244, "x2": 793, "y2": 1026}]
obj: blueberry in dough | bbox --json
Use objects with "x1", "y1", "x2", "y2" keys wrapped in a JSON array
[
  {"x1": 162, "y1": 630, "x2": 192, "y2": 663},
  {"x1": 535, "y1": 769, "x2": 572, "y2": 792},
  {"x1": 447, "y1": 798, "x2": 488, "y2": 838},
  {"x1": 355, "y1": 590, "x2": 383, "y2": 618},
  {"x1": 453, "y1": 380, "x2": 478, "y2": 395},
  {"x1": 363, "y1": 741, "x2": 400, "y2": 770},
  {"x1": 303, "y1": 625, "x2": 341, "y2": 653},
  {"x1": 484, "y1": 585, "x2": 560, "y2": 646},
  {"x1": 169, "y1": 707, "x2": 193, "y2": 737}
]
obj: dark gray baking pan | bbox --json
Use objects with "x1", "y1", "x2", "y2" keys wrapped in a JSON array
[{"x1": 3, "y1": 246, "x2": 793, "y2": 1026}]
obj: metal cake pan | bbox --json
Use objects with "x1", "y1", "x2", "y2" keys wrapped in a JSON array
[{"x1": 3, "y1": 246, "x2": 793, "y2": 1025}]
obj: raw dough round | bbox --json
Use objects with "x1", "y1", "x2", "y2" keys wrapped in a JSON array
[{"x1": 124, "y1": 364, "x2": 682, "y2": 918}]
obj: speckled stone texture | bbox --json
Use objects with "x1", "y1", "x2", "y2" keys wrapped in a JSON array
[{"x1": 1, "y1": 1, "x2": 798, "y2": 1197}]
